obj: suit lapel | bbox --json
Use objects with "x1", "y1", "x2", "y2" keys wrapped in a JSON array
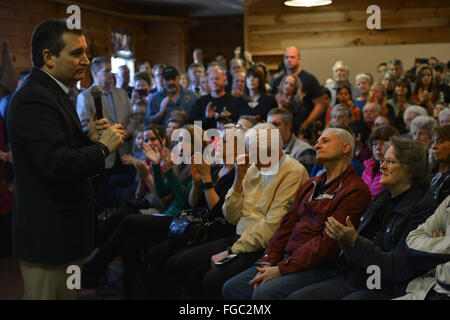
[
  {"x1": 58, "y1": 93, "x2": 84, "y2": 135},
  {"x1": 110, "y1": 88, "x2": 122, "y2": 123},
  {"x1": 33, "y1": 69, "x2": 84, "y2": 135}
]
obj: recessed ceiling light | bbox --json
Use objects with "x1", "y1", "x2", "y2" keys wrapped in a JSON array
[{"x1": 284, "y1": 0, "x2": 332, "y2": 7}]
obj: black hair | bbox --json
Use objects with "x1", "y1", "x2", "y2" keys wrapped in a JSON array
[
  {"x1": 31, "y1": 19, "x2": 84, "y2": 68},
  {"x1": 322, "y1": 86, "x2": 331, "y2": 99}
]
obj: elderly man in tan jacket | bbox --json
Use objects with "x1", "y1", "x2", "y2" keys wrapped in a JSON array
[{"x1": 198, "y1": 122, "x2": 308, "y2": 299}]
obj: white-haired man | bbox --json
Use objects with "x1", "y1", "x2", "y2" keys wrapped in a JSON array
[
  {"x1": 326, "y1": 61, "x2": 360, "y2": 106},
  {"x1": 222, "y1": 127, "x2": 372, "y2": 300},
  {"x1": 172, "y1": 122, "x2": 309, "y2": 299}
]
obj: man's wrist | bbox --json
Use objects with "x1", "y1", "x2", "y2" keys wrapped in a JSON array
[{"x1": 97, "y1": 142, "x2": 110, "y2": 158}]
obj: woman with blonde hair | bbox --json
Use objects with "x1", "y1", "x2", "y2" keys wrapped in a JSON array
[{"x1": 276, "y1": 73, "x2": 306, "y2": 136}]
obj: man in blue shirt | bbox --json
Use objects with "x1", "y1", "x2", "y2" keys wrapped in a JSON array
[{"x1": 145, "y1": 66, "x2": 197, "y2": 127}]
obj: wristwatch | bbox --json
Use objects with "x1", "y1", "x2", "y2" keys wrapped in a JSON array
[
  {"x1": 202, "y1": 182, "x2": 214, "y2": 190},
  {"x1": 97, "y1": 142, "x2": 110, "y2": 159}
]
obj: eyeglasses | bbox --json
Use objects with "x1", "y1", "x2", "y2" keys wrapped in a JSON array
[{"x1": 381, "y1": 158, "x2": 400, "y2": 166}]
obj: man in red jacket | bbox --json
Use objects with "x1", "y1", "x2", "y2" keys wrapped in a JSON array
[{"x1": 222, "y1": 127, "x2": 372, "y2": 300}]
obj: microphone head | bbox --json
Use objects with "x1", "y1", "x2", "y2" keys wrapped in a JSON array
[{"x1": 91, "y1": 85, "x2": 102, "y2": 99}]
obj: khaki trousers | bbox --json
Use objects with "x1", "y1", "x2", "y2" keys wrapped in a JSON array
[{"x1": 19, "y1": 259, "x2": 84, "y2": 300}]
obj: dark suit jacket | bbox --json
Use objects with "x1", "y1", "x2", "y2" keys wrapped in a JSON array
[{"x1": 8, "y1": 68, "x2": 105, "y2": 264}]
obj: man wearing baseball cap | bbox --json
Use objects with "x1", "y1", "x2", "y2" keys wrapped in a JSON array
[{"x1": 144, "y1": 65, "x2": 198, "y2": 127}]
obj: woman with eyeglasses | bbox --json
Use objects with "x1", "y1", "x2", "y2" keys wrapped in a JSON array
[
  {"x1": 288, "y1": 137, "x2": 438, "y2": 300},
  {"x1": 430, "y1": 125, "x2": 450, "y2": 204},
  {"x1": 362, "y1": 125, "x2": 400, "y2": 199}
]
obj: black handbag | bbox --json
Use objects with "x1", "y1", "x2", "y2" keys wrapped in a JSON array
[{"x1": 168, "y1": 208, "x2": 215, "y2": 246}]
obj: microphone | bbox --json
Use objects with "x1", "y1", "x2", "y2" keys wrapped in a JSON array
[{"x1": 90, "y1": 85, "x2": 103, "y2": 120}]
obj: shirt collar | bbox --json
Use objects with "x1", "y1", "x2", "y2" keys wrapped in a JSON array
[{"x1": 40, "y1": 69, "x2": 70, "y2": 95}]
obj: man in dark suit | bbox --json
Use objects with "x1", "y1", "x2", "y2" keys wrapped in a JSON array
[{"x1": 7, "y1": 19, "x2": 125, "y2": 299}]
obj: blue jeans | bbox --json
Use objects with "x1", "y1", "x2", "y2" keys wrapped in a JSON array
[{"x1": 222, "y1": 266, "x2": 337, "y2": 300}]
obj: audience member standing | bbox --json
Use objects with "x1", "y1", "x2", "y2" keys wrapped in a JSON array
[
  {"x1": 271, "y1": 47, "x2": 323, "y2": 131},
  {"x1": 145, "y1": 66, "x2": 197, "y2": 127}
]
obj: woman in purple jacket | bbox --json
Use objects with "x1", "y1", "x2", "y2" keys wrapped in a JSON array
[{"x1": 362, "y1": 125, "x2": 399, "y2": 199}]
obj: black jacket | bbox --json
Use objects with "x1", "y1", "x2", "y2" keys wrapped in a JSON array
[
  {"x1": 345, "y1": 184, "x2": 438, "y2": 297},
  {"x1": 8, "y1": 68, "x2": 105, "y2": 264}
]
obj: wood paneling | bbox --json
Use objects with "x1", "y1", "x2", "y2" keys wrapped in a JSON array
[
  {"x1": 245, "y1": 0, "x2": 450, "y2": 69},
  {"x1": 189, "y1": 16, "x2": 244, "y2": 67},
  {"x1": 0, "y1": 0, "x2": 195, "y2": 89}
]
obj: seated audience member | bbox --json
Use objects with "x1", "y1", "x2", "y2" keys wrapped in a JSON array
[
  {"x1": 145, "y1": 66, "x2": 197, "y2": 127},
  {"x1": 362, "y1": 125, "x2": 400, "y2": 199},
  {"x1": 396, "y1": 196, "x2": 450, "y2": 300},
  {"x1": 402, "y1": 105, "x2": 428, "y2": 138},
  {"x1": 150, "y1": 64, "x2": 165, "y2": 94},
  {"x1": 267, "y1": 108, "x2": 316, "y2": 173},
  {"x1": 388, "y1": 77, "x2": 415, "y2": 134},
  {"x1": 165, "y1": 116, "x2": 184, "y2": 148},
  {"x1": 429, "y1": 125, "x2": 450, "y2": 204},
  {"x1": 116, "y1": 65, "x2": 133, "y2": 98},
  {"x1": 439, "y1": 108, "x2": 450, "y2": 127},
  {"x1": 434, "y1": 103, "x2": 447, "y2": 122},
  {"x1": 381, "y1": 70, "x2": 397, "y2": 100},
  {"x1": 388, "y1": 77, "x2": 413, "y2": 117},
  {"x1": 222, "y1": 127, "x2": 371, "y2": 300},
  {"x1": 309, "y1": 122, "x2": 364, "y2": 178},
  {"x1": 237, "y1": 115, "x2": 257, "y2": 131},
  {"x1": 275, "y1": 73, "x2": 307, "y2": 136},
  {"x1": 288, "y1": 138, "x2": 437, "y2": 300},
  {"x1": 188, "y1": 62, "x2": 206, "y2": 96},
  {"x1": 410, "y1": 116, "x2": 437, "y2": 148},
  {"x1": 373, "y1": 115, "x2": 391, "y2": 129},
  {"x1": 131, "y1": 72, "x2": 152, "y2": 106},
  {"x1": 368, "y1": 82, "x2": 395, "y2": 121},
  {"x1": 233, "y1": 67, "x2": 277, "y2": 122},
  {"x1": 335, "y1": 86, "x2": 360, "y2": 121},
  {"x1": 327, "y1": 104, "x2": 353, "y2": 126},
  {"x1": 189, "y1": 65, "x2": 238, "y2": 130},
  {"x1": 349, "y1": 121, "x2": 371, "y2": 164},
  {"x1": 231, "y1": 71, "x2": 245, "y2": 97},
  {"x1": 253, "y1": 61, "x2": 271, "y2": 92},
  {"x1": 81, "y1": 125, "x2": 197, "y2": 294},
  {"x1": 145, "y1": 124, "x2": 242, "y2": 299},
  {"x1": 216, "y1": 110, "x2": 234, "y2": 135},
  {"x1": 132, "y1": 101, "x2": 147, "y2": 127},
  {"x1": 354, "y1": 73, "x2": 372, "y2": 112},
  {"x1": 412, "y1": 65, "x2": 441, "y2": 115},
  {"x1": 433, "y1": 62, "x2": 450, "y2": 104},
  {"x1": 319, "y1": 86, "x2": 331, "y2": 126},
  {"x1": 362, "y1": 101, "x2": 382, "y2": 131},
  {"x1": 171, "y1": 123, "x2": 309, "y2": 299},
  {"x1": 179, "y1": 71, "x2": 190, "y2": 89}
]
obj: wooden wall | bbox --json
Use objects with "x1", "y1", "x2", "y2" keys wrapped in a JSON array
[
  {"x1": 189, "y1": 16, "x2": 244, "y2": 66},
  {"x1": 244, "y1": 0, "x2": 450, "y2": 71},
  {"x1": 0, "y1": 0, "x2": 197, "y2": 90}
]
